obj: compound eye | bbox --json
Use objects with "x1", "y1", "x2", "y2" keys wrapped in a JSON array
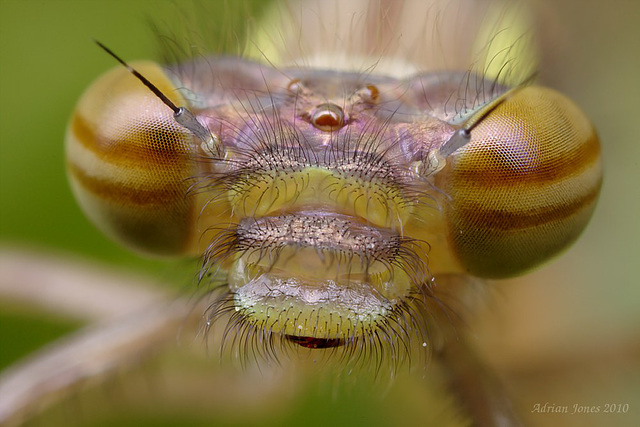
[
  {"x1": 66, "y1": 62, "x2": 199, "y2": 256},
  {"x1": 438, "y1": 86, "x2": 602, "y2": 278}
]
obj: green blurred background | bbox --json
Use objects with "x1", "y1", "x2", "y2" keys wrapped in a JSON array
[{"x1": 1, "y1": 0, "x2": 639, "y2": 426}]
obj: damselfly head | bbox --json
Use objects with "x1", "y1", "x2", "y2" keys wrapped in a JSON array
[{"x1": 65, "y1": 0, "x2": 601, "y2": 369}]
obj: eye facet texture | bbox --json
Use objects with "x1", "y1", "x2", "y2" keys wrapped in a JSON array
[{"x1": 438, "y1": 87, "x2": 602, "y2": 278}]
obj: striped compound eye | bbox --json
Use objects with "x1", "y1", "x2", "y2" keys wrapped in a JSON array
[
  {"x1": 65, "y1": 62, "x2": 201, "y2": 256},
  {"x1": 435, "y1": 86, "x2": 602, "y2": 278}
]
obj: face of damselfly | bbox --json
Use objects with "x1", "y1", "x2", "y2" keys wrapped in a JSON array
[
  {"x1": 65, "y1": 0, "x2": 601, "y2": 364},
  {"x1": 5, "y1": 0, "x2": 633, "y2": 426}
]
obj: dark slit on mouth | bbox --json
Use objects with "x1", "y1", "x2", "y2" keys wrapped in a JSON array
[{"x1": 286, "y1": 335, "x2": 344, "y2": 348}]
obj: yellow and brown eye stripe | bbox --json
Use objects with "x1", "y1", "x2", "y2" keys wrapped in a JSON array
[
  {"x1": 65, "y1": 62, "x2": 198, "y2": 255},
  {"x1": 69, "y1": 113, "x2": 192, "y2": 169},
  {"x1": 439, "y1": 86, "x2": 602, "y2": 277}
]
